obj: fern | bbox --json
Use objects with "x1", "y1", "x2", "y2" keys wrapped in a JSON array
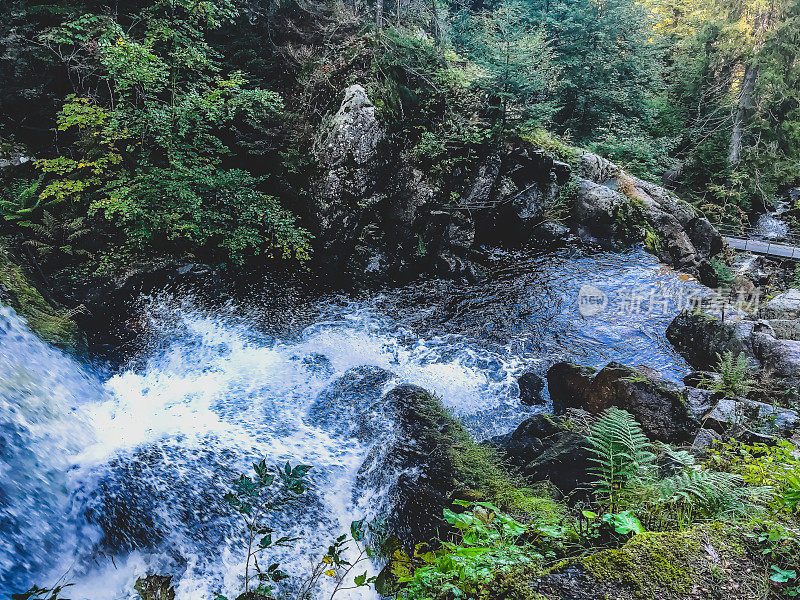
[
  {"x1": 586, "y1": 408, "x2": 655, "y2": 511},
  {"x1": 712, "y1": 351, "x2": 756, "y2": 397},
  {"x1": 656, "y1": 469, "x2": 771, "y2": 519}
]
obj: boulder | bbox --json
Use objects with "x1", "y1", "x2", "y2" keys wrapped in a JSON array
[
  {"x1": 493, "y1": 413, "x2": 594, "y2": 496},
  {"x1": 691, "y1": 428, "x2": 722, "y2": 452},
  {"x1": 552, "y1": 160, "x2": 572, "y2": 185},
  {"x1": 517, "y1": 371, "x2": 545, "y2": 405},
  {"x1": 757, "y1": 289, "x2": 800, "y2": 340},
  {"x1": 667, "y1": 310, "x2": 800, "y2": 388},
  {"x1": 308, "y1": 365, "x2": 396, "y2": 441},
  {"x1": 314, "y1": 84, "x2": 384, "y2": 272},
  {"x1": 369, "y1": 384, "x2": 514, "y2": 548},
  {"x1": 547, "y1": 362, "x2": 598, "y2": 415},
  {"x1": 547, "y1": 362, "x2": 698, "y2": 443},
  {"x1": 702, "y1": 397, "x2": 799, "y2": 437},
  {"x1": 581, "y1": 152, "x2": 619, "y2": 184},
  {"x1": 571, "y1": 179, "x2": 627, "y2": 242},
  {"x1": 666, "y1": 311, "x2": 758, "y2": 371}
]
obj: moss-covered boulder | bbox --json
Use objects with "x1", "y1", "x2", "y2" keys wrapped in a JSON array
[
  {"x1": 376, "y1": 384, "x2": 545, "y2": 549},
  {"x1": 481, "y1": 524, "x2": 774, "y2": 600},
  {"x1": 0, "y1": 245, "x2": 83, "y2": 350}
]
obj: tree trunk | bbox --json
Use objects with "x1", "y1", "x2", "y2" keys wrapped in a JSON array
[
  {"x1": 376, "y1": 0, "x2": 383, "y2": 29},
  {"x1": 728, "y1": 64, "x2": 759, "y2": 166}
]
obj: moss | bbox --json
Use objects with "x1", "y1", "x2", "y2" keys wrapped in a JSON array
[
  {"x1": 580, "y1": 530, "x2": 699, "y2": 595},
  {"x1": 0, "y1": 244, "x2": 83, "y2": 350},
  {"x1": 477, "y1": 563, "x2": 550, "y2": 600},
  {"x1": 415, "y1": 390, "x2": 568, "y2": 522}
]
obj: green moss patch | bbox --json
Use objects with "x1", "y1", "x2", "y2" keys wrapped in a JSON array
[{"x1": 0, "y1": 244, "x2": 83, "y2": 350}]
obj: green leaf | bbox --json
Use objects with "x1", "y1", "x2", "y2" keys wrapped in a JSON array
[
  {"x1": 771, "y1": 565, "x2": 797, "y2": 583},
  {"x1": 351, "y1": 519, "x2": 365, "y2": 542}
]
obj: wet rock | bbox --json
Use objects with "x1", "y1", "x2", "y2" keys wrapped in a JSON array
[
  {"x1": 517, "y1": 371, "x2": 545, "y2": 405},
  {"x1": 530, "y1": 221, "x2": 570, "y2": 247},
  {"x1": 547, "y1": 362, "x2": 598, "y2": 415},
  {"x1": 373, "y1": 385, "x2": 463, "y2": 547},
  {"x1": 493, "y1": 414, "x2": 593, "y2": 496},
  {"x1": 666, "y1": 311, "x2": 758, "y2": 370},
  {"x1": 465, "y1": 154, "x2": 501, "y2": 205},
  {"x1": 548, "y1": 362, "x2": 698, "y2": 443},
  {"x1": 702, "y1": 397, "x2": 800, "y2": 437},
  {"x1": 134, "y1": 575, "x2": 175, "y2": 600},
  {"x1": 83, "y1": 443, "x2": 242, "y2": 553},
  {"x1": 299, "y1": 352, "x2": 334, "y2": 376},
  {"x1": 308, "y1": 365, "x2": 396, "y2": 441}
]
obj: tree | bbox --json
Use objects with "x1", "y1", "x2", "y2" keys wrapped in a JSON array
[{"x1": 451, "y1": 0, "x2": 559, "y2": 136}]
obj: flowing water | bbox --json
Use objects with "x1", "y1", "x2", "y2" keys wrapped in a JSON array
[{"x1": 0, "y1": 247, "x2": 705, "y2": 600}]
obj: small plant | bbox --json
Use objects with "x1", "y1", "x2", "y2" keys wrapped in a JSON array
[
  {"x1": 708, "y1": 257, "x2": 734, "y2": 285},
  {"x1": 220, "y1": 461, "x2": 375, "y2": 600},
  {"x1": 711, "y1": 351, "x2": 756, "y2": 397},
  {"x1": 11, "y1": 585, "x2": 73, "y2": 600},
  {"x1": 389, "y1": 501, "x2": 541, "y2": 599},
  {"x1": 585, "y1": 407, "x2": 655, "y2": 512},
  {"x1": 222, "y1": 460, "x2": 311, "y2": 595}
]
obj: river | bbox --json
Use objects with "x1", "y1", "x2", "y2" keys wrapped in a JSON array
[{"x1": 0, "y1": 246, "x2": 704, "y2": 599}]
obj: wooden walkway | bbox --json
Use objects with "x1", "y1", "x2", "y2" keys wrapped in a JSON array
[
  {"x1": 723, "y1": 235, "x2": 800, "y2": 259},
  {"x1": 716, "y1": 225, "x2": 800, "y2": 260}
]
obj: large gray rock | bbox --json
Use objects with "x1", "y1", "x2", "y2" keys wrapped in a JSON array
[
  {"x1": 702, "y1": 397, "x2": 799, "y2": 437},
  {"x1": 667, "y1": 310, "x2": 800, "y2": 389},
  {"x1": 547, "y1": 361, "x2": 698, "y2": 443},
  {"x1": 571, "y1": 179, "x2": 627, "y2": 241},
  {"x1": 318, "y1": 84, "x2": 382, "y2": 168},
  {"x1": 314, "y1": 84, "x2": 385, "y2": 272},
  {"x1": 581, "y1": 153, "x2": 619, "y2": 184},
  {"x1": 758, "y1": 289, "x2": 800, "y2": 340}
]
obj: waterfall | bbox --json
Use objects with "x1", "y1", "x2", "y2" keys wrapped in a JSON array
[{"x1": 0, "y1": 247, "x2": 704, "y2": 599}]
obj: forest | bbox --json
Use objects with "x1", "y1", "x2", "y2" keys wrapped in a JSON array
[
  {"x1": 1, "y1": 0, "x2": 799, "y2": 284},
  {"x1": 2, "y1": 1, "x2": 800, "y2": 600}
]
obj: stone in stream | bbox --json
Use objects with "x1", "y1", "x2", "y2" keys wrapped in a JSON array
[
  {"x1": 517, "y1": 371, "x2": 546, "y2": 405},
  {"x1": 547, "y1": 361, "x2": 699, "y2": 443}
]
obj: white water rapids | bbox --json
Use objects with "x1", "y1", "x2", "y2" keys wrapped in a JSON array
[{"x1": 0, "y1": 248, "x2": 704, "y2": 599}]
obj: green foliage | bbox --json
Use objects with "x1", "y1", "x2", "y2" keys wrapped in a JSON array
[
  {"x1": 223, "y1": 460, "x2": 311, "y2": 593},
  {"x1": 220, "y1": 460, "x2": 374, "y2": 600},
  {"x1": 392, "y1": 502, "x2": 540, "y2": 600},
  {"x1": 708, "y1": 258, "x2": 734, "y2": 286},
  {"x1": 450, "y1": 0, "x2": 559, "y2": 135},
  {"x1": 711, "y1": 351, "x2": 756, "y2": 397},
  {"x1": 11, "y1": 584, "x2": 73, "y2": 600},
  {"x1": 708, "y1": 440, "x2": 800, "y2": 515},
  {"x1": 585, "y1": 407, "x2": 655, "y2": 511}
]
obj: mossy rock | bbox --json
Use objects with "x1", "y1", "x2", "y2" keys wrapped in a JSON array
[
  {"x1": 528, "y1": 523, "x2": 769, "y2": 600},
  {"x1": 0, "y1": 244, "x2": 83, "y2": 350}
]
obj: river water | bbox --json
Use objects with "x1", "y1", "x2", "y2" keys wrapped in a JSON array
[{"x1": 0, "y1": 247, "x2": 703, "y2": 600}]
